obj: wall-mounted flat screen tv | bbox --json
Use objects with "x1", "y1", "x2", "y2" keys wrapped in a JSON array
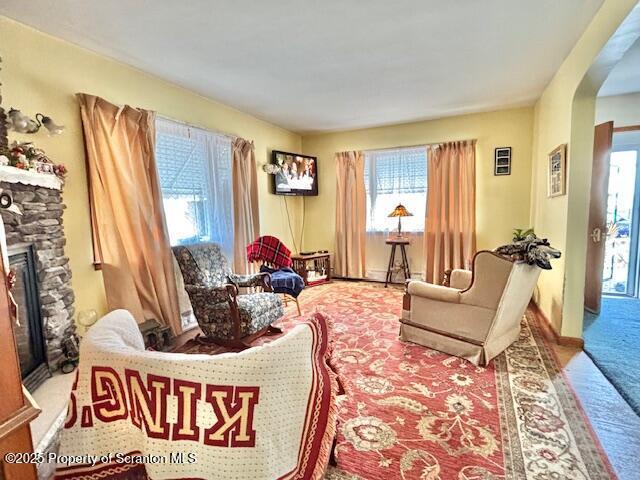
[{"x1": 272, "y1": 150, "x2": 318, "y2": 196}]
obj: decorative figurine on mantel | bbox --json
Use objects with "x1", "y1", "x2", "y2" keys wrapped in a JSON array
[{"x1": 0, "y1": 141, "x2": 67, "y2": 178}]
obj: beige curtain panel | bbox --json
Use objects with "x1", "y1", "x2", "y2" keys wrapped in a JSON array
[
  {"x1": 424, "y1": 140, "x2": 477, "y2": 284},
  {"x1": 334, "y1": 150, "x2": 366, "y2": 278},
  {"x1": 77, "y1": 93, "x2": 182, "y2": 334},
  {"x1": 232, "y1": 138, "x2": 260, "y2": 274}
]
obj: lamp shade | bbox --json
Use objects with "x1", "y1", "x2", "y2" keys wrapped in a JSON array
[{"x1": 388, "y1": 203, "x2": 413, "y2": 218}]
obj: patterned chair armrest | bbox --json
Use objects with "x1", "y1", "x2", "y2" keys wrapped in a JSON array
[
  {"x1": 228, "y1": 272, "x2": 273, "y2": 292},
  {"x1": 185, "y1": 284, "x2": 238, "y2": 306}
]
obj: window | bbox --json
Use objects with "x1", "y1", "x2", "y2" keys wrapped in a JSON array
[
  {"x1": 364, "y1": 146, "x2": 427, "y2": 233},
  {"x1": 602, "y1": 149, "x2": 638, "y2": 295},
  {"x1": 155, "y1": 118, "x2": 234, "y2": 259}
]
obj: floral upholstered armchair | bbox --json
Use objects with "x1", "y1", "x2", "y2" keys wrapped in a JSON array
[{"x1": 173, "y1": 242, "x2": 284, "y2": 348}]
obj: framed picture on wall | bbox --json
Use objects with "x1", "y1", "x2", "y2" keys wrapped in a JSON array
[
  {"x1": 548, "y1": 144, "x2": 567, "y2": 197},
  {"x1": 494, "y1": 147, "x2": 511, "y2": 175}
]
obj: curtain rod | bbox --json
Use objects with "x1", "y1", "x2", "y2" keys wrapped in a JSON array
[
  {"x1": 364, "y1": 139, "x2": 477, "y2": 153},
  {"x1": 76, "y1": 94, "x2": 237, "y2": 141},
  {"x1": 157, "y1": 113, "x2": 237, "y2": 140}
]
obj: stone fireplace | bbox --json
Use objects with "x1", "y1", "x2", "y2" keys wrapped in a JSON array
[{"x1": 0, "y1": 177, "x2": 76, "y2": 387}]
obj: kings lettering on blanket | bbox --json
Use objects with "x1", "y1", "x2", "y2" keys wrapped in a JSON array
[{"x1": 65, "y1": 367, "x2": 260, "y2": 448}]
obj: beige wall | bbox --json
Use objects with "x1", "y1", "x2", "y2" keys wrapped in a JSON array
[
  {"x1": 529, "y1": 0, "x2": 639, "y2": 337},
  {"x1": 5, "y1": 0, "x2": 639, "y2": 338},
  {"x1": 0, "y1": 16, "x2": 302, "y2": 319},
  {"x1": 596, "y1": 92, "x2": 640, "y2": 126},
  {"x1": 301, "y1": 106, "x2": 535, "y2": 276}
]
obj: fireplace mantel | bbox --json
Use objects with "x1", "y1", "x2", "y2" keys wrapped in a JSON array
[{"x1": 0, "y1": 165, "x2": 63, "y2": 190}]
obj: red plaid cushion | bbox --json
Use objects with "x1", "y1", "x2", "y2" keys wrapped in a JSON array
[{"x1": 246, "y1": 235, "x2": 293, "y2": 268}]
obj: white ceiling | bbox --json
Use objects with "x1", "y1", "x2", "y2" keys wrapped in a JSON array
[
  {"x1": 1, "y1": 0, "x2": 604, "y2": 134},
  {"x1": 599, "y1": 37, "x2": 640, "y2": 97}
]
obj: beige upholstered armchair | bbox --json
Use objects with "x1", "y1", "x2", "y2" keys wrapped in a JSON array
[{"x1": 400, "y1": 251, "x2": 541, "y2": 366}]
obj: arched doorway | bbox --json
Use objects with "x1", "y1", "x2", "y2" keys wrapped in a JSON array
[{"x1": 576, "y1": 6, "x2": 640, "y2": 416}]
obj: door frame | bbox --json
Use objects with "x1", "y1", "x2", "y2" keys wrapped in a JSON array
[
  {"x1": 627, "y1": 146, "x2": 640, "y2": 298},
  {"x1": 584, "y1": 121, "x2": 614, "y2": 314}
]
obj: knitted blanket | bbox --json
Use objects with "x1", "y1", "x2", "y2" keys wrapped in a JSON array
[
  {"x1": 55, "y1": 310, "x2": 336, "y2": 480},
  {"x1": 247, "y1": 235, "x2": 293, "y2": 268}
]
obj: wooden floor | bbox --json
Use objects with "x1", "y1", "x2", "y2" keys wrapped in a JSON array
[
  {"x1": 175, "y1": 284, "x2": 640, "y2": 479},
  {"x1": 553, "y1": 344, "x2": 640, "y2": 480}
]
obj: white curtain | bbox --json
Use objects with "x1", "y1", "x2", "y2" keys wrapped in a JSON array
[
  {"x1": 155, "y1": 118, "x2": 234, "y2": 259},
  {"x1": 155, "y1": 118, "x2": 233, "y2": 329},
  {"x1": 363, "y1": 147, "x2": 427, "y2": 280}
]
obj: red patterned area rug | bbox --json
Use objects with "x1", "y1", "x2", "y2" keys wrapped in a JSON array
[
  {"x1": 180, "y1": 282, "x2": 615, "y2": 480},
  {"x1": 298, "y1": 282, "x2": 614, "y2": 480}
]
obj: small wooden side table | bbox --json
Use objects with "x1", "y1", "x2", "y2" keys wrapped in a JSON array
[
  {"x1": 292, "y1": 252, "x2": 331, "y2": 287},
  {"x1": 385, "y1": 238, "x2": 410, "y2": 287}
]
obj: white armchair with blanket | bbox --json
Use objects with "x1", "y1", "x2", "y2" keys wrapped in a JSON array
[
  {"x1": 400, "y1": 250, "x2": 541, "y2": 366},
  {"x1": 55, "y1": 310, "x2": 336, "y2": 480}
]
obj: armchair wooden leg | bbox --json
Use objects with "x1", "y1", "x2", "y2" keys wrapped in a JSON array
[
  {"x1": 281, "y1": 294, "x2": 302, "y2": 316},
  {"x1": 225, "y1": 284, "x2": 243, "y2": 341},
  {"x1": 204, "y1": 324, "x2": 277, "y2": 350},
  {"x1": 403, "y1": 292, "x2": 411, "y2": 311}
]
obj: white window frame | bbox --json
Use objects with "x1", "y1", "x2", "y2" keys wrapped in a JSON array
[
  {"x1": 155, "y1": 117, "x2": 234, "y2": 260},
  {"x1": 364, "y1": 146, "x2": 428, "y2": 234}
]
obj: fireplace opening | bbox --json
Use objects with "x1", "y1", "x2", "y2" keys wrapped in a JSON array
[{"x1": 10, "y1": 243, "x2": 51, "y2": 392}]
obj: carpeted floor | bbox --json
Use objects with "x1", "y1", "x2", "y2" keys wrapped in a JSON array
[
  {"x1": 179, "y1": 282, "x2": 615, "y2": 479},
  {"x1": 584, "y1": 296, "x2": 640, "y2": 416}
]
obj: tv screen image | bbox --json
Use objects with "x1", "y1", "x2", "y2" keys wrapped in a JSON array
[{"x1": 272, "y1": 150, "x2": 318, "y2": 196}]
